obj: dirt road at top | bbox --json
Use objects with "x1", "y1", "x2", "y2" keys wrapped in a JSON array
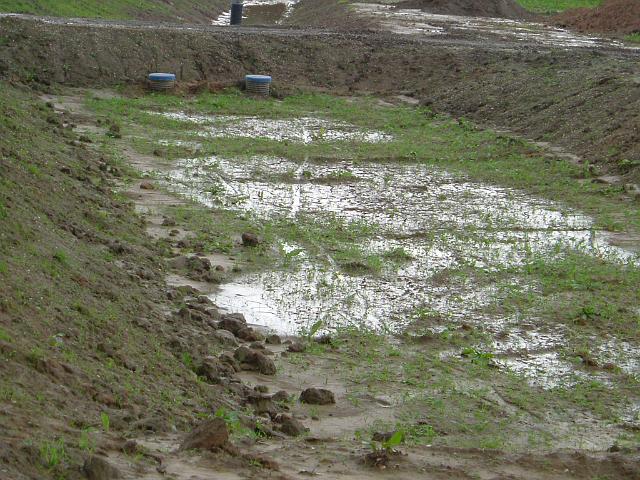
[{"x1": 1, "y1": 11, "x2": 638, "y2": 54}]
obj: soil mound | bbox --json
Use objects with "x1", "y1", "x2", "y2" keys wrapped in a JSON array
[
  {"x1": 554, "y1": 0, "x2": 640, "y2": 35},
  {"x1": 395, "y1": 0, "x2": 531, "y2": 19}
]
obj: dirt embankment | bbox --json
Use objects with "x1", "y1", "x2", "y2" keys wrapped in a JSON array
[
  {"x1": 1, "y1": 17, "x2": 638, "y2": 177},
  {"x1": 395, "y1": 0, "x2": 532, "y2": 19},
  {"x1": 286, "y1": 0, "x2": 375, "y2": 31},
  {"x1": 555, "y1": 0, "x2": 640, "y2": 35}
]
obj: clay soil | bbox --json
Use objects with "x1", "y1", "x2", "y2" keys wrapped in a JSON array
[{"x1": 554, "y1": 0, "x2": 640, "y2": 35}]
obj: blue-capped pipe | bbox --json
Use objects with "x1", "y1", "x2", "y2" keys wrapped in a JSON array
[
  {"x1": 148, "y1": 73, "x2": 176, "y2": 91},
  {"x1": 245, "y1": 75, "x2": 272, "y2": 96}
]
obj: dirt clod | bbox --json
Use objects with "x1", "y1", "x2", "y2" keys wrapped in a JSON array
[
  {"x1": 234, "y1": 346, "x2": 277, "y2": 375},
  {"x1": 237, "y1": 326, "x2": 264, "y2": 342},
  {"x1": 300, "y1": 388, "x2": 336, "y2": 405},
  {"x1": 83, "y1": 455, "x2": 122, "y2": 480},
  {"x1": 213, "y1": 329, "x2": 239, "y2": 347},
  {"x1": 241, "y1": 232, "x2": 260, "y2": 247},
  {"x1": 219, "y1": 313, "x2": 247, "y2": 334},
  {"x1": 287, "y1": 341, "x2": 306, "y2": 353},
  {"x1": 275, "y1": 414, "x2": 308, "y2": 437},
  {"x1": 180, "y1": 417, "x2": 229, "y2": 451}
]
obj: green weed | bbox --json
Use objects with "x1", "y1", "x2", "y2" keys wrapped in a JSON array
[
  {"x1": 0, "y1": 327, "x2": 11, "y2": 342},
  {"x1": 52, "y1": 251, "x2": 69, "y2": 265},
  {"x1": 39, "y1": 438, "x2": 66, "y2": 469},
  {"x1": 78, "y1": 429, "x2": 95, "y2": 453},
  {"x1": 625, "y1": 33, "x2": 640, "y2": 44},
  {"x1": 100, "y1": 411, "x2": 110, "y2": 432}
]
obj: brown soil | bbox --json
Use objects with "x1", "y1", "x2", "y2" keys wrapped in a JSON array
[
  {"x1": 395, "y1": 0, "x2": 532, "y2": 19},
  {"x1": 286, "y1": 0, "x2": 375, "y2": 31},
  {"x1": 554, "y1": 0, "x2": 640, "y2": 35},
  {"x1": 242, "y1": 3, "x2": 287, "y2": 26}
]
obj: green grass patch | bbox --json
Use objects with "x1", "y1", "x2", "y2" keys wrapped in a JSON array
[
  {"x1": 516, "y1": 0, "x2": 602, "y2": 13},
  {"x1": 0, "y1": 326, "x2": 11, "y2": 342},
  {"x1": 0, "y1": 0, "x2": 173, "y2": 19},
  {"x1": 625, "y1": 33, "x2": 640, "y2": 44}
]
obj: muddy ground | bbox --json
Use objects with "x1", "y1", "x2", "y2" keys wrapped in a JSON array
[
  {"x1": 12, "y1": 81, "x2": 634, "y2": 480},
  {"x1": 1, "y1": 1, "x2": 640, "y2": 479}
]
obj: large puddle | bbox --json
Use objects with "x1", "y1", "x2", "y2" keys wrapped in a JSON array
[
  {"x1": 150, "y1": 112, "x2": 392, "y2": 144},
  {"x1": 353, "y1": 3, "x2": 639, "y2": 50},
  {"x1": 153, "y1": 112, "x2": 638, "y2": 389}
]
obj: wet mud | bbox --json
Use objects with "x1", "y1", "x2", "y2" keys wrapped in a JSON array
[
  {"x1": 35, "y1": 84, "x2": 640, "y2": 480},
  {"x1": 143, "y1": 110, "x2": 640, "y2": 391},
  {"x1": 353, "y1": 3, "x2": 638, "y2": 49}
]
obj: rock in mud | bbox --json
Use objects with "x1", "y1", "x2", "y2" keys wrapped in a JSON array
[
  {"x1": 218, "y1": 313, "x2": 247, "y2": 334},
  {"x1": 271, "y1": 390, "x2": 290, "y2": 403},
  {"x1": 139, "y1": 181, "x2": 155, "y2": 190},
  {"x1": 237, "y1": 326, "x2": 264, "y2": 342},
  {"x1": 245, "y1": 393, "x2": 279, "y2": 415},
  {"x1": 219, "y1": 353, "x2": 241, "y2": 372},
  {"x1": 300, "y1": 388, "x2": 335, "y2": 405},
  {"x1": 234, "y1": 346, "x2": 277, "y2": 375},
  {"x1": 121, "y1": 440, "x2": 139, "y2": 455},
  {"x1": 169, "y1": 255, "x2": 212, "y2": 277},
  {"x1": 197, "y1": 356, "x2": 236, "y2": 383},
  {"x1": 161, "y1": 216, "x2": 176, "y2": 226},
  {"x1": 274, "y1": 414, "x2": 308, "y2": 437},
  {"x1": 83, "y1": 455, "x2": 122, "y2": 480},
  {"x1": 266, "y1": 334, "x2": 282, "y2": 345},
  {"x1": 180, "y1": 417, "x2": 229, "y2": 451},
  {"x1": 241, "y1": 232, "x2": 260, "y2": 247},
  {"x1": 131, "y1": 416, "x2": 170, "y2": 433},
  {"x1": 287, "y1": 341, "x2": 306, "y2": 353},
  {"x1": 213, "y1": 329, "x2": 239, "y2": 347}
]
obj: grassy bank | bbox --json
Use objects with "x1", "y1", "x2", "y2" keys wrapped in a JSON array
[
  {"x1": 516, "y1": 0, "x2": 602, "y2": 13},
  {"x1": 0, "y1": 0, "x2": 225, "y2": 21},
  {"x1": 0, "y1": 83, "x2": 231, "y2": 479}
]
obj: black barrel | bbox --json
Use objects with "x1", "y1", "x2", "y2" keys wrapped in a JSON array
[{"x1": 230, "y1": 2, "x2": 243, "y2": 25}]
